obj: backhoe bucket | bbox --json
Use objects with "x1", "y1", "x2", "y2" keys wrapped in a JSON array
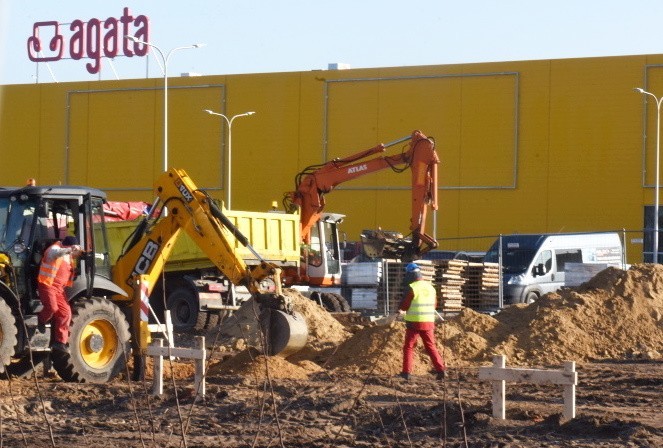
[{"x1": 259, "y1": 308, "x2": 308, "y2": 357}]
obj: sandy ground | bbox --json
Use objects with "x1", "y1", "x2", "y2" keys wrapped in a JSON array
[
  {"x1": 1, "y1": 263, "x2": 662, "y2": 447},
  {"x1": 0, "y1": 359, "x2": 660, "y2": 447}
]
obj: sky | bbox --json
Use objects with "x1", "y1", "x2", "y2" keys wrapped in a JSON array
[{"x1": 1, "y1": 0, "x2": 663, "y2": 85}]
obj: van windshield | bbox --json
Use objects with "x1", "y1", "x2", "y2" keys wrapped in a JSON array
[{"x1": 485, "y1": 240, "x2": 537, "y2": 274}]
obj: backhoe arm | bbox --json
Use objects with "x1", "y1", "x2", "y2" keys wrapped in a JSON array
[
  {"x1": 112, "y1": 169, "x2": 307, "y2": 358},
  {"x1": 112, "y1": 169, "x2": 282, "y2": 301}
]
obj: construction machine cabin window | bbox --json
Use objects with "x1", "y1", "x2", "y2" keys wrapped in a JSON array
[
  {"x1": 0, "y1": 196, "x2": 37, "y2": 268},
  {"x1": 89, "y1": 198, "x2": 112, "y2": 277},
  {"x1": 323, "y1": 221, "x2": 341, "y2": 275},
  {"x1": 38, "y1": 200, "x2": 79, "y2": 242},
  {"x1": 308, "y1": 230, "x2": 323, "y2": 267}
]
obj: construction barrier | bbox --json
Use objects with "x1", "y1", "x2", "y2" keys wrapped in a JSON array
[
  {"x1": 478, "y1": 355, "x2": 577, "y2": 420},
  {"x1": 147, "y1": 336, "x2": 207, "y2": 397}
]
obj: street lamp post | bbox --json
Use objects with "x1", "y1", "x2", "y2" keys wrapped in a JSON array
[
  {"x1": 635, "y1": 87, "x2": 662, "y2": 263},
  {"x1": 204, "y1": 109, "x2": 256, "y2": 209},
  {"x1": 125, "y1": 36, "x2": 204, "y2": 173}
]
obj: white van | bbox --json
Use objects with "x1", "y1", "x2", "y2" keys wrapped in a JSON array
[{"x1": 484, "y1": 232, "x2": 624, "y2": 305}]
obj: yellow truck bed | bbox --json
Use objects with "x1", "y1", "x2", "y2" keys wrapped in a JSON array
[{"x1": 106, "y1": 209, "x2": 301, "y2": 272}]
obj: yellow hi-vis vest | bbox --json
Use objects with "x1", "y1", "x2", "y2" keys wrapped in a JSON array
[
  {"x1": 404, "y1": 280, "x2": 437, "y2": 323},
  {"x1": 38, "y1": 242, "x2": 73, "y2": 287}
]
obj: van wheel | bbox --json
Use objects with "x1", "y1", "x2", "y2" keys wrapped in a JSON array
[{"x1": 524, "y1": 292, "x2": 538, "y2": 304}]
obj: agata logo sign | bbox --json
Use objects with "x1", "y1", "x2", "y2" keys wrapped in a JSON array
[{"x1": 27, "y1": 7, "x2": 149, "y2": 75}]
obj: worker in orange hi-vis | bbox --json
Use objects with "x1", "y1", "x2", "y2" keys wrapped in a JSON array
[
  {"x1": 26, "y1": 178, "x2": 36, "y2": 186},
  {"x1": 398, "y1": 262, "x2": 446, "y2": 381},
  {"x1": 37, "y1": 236, "x2": 83, "y2": 354}
]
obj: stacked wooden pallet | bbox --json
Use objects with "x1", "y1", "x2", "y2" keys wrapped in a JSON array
[
  {"x1": 464, "y1": 262, "x2": 500, "y2": 309},
  {"x1": 377, "y1": 259, "x2": 435, "y2": 314},
  {"x1": 434, "y1": 259, "x2": 468, "y2": 312},
  {"x1": 377, "y1": 260, "x2": 404, "y2": 315}
]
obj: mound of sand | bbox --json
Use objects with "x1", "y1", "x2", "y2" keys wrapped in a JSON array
[
  {"x1": 327, "y1": 264, "x2": 663, "y2": 373},
  {"x1": 215, "y1": 289, "x2": 350, "y2": 350},
  {"x1": 287, "y1": 289, "x2": 351, "y2": 348},
  {"x1": 208, "y1": 263, "x2": 662, "y2": 379},
  {"x1": 208, "y1": 348, "x2": 323, "y2": 380},
  {"x1": 209, "y1": 289, "x2": 350, "y2": 378}
]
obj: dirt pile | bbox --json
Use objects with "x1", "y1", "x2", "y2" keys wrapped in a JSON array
[
  {"x1": 209, "y1": 289, "x2": 349, "y2": 376},
  {"x1": 208, "y1": 348, "x2": 323, "y2": 380},
  {"x1": 286, "y1": 289, "x2": 351, "y2": 348},
  {"x1": 215, "y1": 289, "x2": 350, "y2": 351},
  {"x1": 498, "y1": 264, "x2": 663, "y2": 364},
  {"x1": 328, "y1": 264, "x2": 663, "y2": 372}
]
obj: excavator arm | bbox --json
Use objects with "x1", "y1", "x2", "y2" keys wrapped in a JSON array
[
  {"x1": 284, "y1": 130, "x2": 439, "y2": 260},
  {"x1": 113, "y1": 169, "x2": 307, "y2": 355}
]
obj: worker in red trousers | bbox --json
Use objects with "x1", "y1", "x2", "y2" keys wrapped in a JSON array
[
  {"x1": 398, "y1": 262, "x2": 446, "y2": 381},
  {"x1": 37, "y1": 236, "x2": 83, "y2": 354}
]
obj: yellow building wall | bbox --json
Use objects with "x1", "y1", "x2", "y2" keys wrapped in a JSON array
[{"x1": 1, "y1": 54, "x2": 662, "y2": 261}]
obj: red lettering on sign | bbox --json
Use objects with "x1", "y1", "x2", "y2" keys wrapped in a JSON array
[{"x1": 27, "y1": 7, "x2": 150, "y2": 75}]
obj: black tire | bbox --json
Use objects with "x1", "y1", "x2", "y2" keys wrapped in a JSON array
[
  {"x1": 309, "y1": 291, "x2": 323, "y2": 307},
  {"x1": 52, "y1": 297, "x2": 130, "y2": 383},
  {"x1": 0, "y1": 300, "x2": 18, "y2": 373},
  {"x1": 332, "y1": 293, "x2": 352, "y2": 312},
  {"x1": 4, "y1": 353, "x2": 49, "y2": 379},
  {"x1": 166, "y1": 287, "x2": 206, "y2": 333},
  {"x1": 320, "y1": 292, "x2": 342, "y2": 312},
  {"x1": 524, "y1": 291, "x2": 538, "y2": 304},
  {"x1": 205, "y1": 310, "x2": 229, "y2": 330}
]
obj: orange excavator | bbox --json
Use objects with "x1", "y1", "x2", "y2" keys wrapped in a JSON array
[{"x1": 283, "y1": 130, "x2": 440, "y2": 262}]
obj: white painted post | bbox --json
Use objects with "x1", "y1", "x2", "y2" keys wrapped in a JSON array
[
  {"x1": 164, "y1": 310, "x2": 174, "y2": 348},
  {"x1": 153, "y1": 338, "x2": 164, "y2": 396},
  {"x1": 493, "y1": 355, "x2": 506, "y2": 419},
  {"x1": 194, "y1": 336, "x2": 206, "y2": 397},
  {"x1": 563, "y1": 361, "x2": 576, "y2": 420}
]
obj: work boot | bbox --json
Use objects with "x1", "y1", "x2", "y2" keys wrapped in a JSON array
[
  {"x1": 398, "y1": 372, "x2": 411, "y2": 381},
  {"x1": 36, "y1": 322, "x2": 46, "y2": 334},
  {"x1": 436, "y1": 370, "x2": 446, "y2": 381},
  {"x1": 50, "y1": 342, "x2": 69, "y2": 355}
]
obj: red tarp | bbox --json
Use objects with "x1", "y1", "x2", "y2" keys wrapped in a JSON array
[{"x1": 103, "y1": 201, "x2": 151, "y2": 221}]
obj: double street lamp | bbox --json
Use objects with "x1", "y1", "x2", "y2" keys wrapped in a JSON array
[
  {"x1": 125, "y1": 36, "x2": 204, "y2": 173},
  {"x1": 204, "y1": 110, "x2": 256, "y2": 210},
  {"x1": 635, "y1": 87, "x2": 662, "y2": 263}
]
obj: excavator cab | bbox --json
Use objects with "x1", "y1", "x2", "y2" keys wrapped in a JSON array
[{"x1": 304, "y1": 213, "x2": 344, "y2": 286}]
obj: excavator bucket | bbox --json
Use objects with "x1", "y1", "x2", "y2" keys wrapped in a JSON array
[
  {"x1": 259, "y1": 308, "x2": 309, "y2": 357},
  {"x1": 361, "y1": 229, "x2": 415, "y2": 260}
]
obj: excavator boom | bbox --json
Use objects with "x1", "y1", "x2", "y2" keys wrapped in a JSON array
[{"x1": 285, "y1": 130, "x2": 439, "y2": 260}]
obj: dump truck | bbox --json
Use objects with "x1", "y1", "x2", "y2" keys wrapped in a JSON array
[
  {"x1": 0, "y1": 169, "x2": 308, "y2": 382},
  {"x1": 104, "y1": 206, "x2": 338, "y2": 332}
]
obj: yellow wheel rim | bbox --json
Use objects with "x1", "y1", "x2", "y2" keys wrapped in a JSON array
[{"x1": 78, "y1": 319, "x2": 118, "y2": 369}]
